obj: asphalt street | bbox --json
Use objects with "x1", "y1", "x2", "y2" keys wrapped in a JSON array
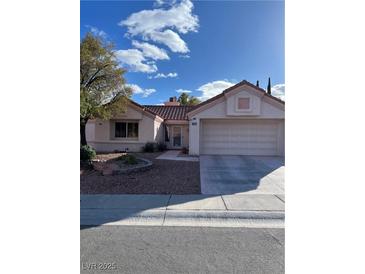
[{"x1": 81, "y1": 226, "x2": 284, "y2": 274}]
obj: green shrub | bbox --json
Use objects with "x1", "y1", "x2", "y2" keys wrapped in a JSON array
[
  {"x1": 143, "y1": 142, "x2": 156, "y2": 152},
  {"x1": 157, "y1": 142, "x2": 167, "y2": 152},
  {"x1": 80, "y1": 145, "x2": 96, "y2": 161},
  {"x1": 117, "y1": 154, "x2": 138, "y2": 165}
]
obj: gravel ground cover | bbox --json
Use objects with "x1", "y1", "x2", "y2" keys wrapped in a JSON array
[{"x1": 80, "y1": 152, "x2": 201, "y2": 194}]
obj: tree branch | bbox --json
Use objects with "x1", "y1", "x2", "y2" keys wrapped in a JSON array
[{"x1": 84, "y1": 63, "x2": 111, "y2": 88}]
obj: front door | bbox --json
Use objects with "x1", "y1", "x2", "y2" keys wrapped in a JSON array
[{"x1": 172, "y1": 126, "x2": 182, "y2": 147}]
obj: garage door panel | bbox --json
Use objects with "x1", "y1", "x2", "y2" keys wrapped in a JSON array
[
  {"x1": 201, "y1": 120, "x2": 279, "y2": 156},
  {"x1": 203, "y1": 137, "x2": 277, "y2": 144},
  {"x1": 229, "y1": 136, "x2": 277, "y2": 142}
]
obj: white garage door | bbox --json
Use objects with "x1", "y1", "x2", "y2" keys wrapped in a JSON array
[{"x1": 201, "y1": 119, "x2": 280, "y2": 156}]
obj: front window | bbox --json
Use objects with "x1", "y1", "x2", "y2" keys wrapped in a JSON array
[
  {"x1": 127, "y1": 122, "x2": 139, "y2": 138},
  {"x1": 115, "y1": 122, "x2": 138, "y2": 138},
  {"x1": 115, "y1": 122, "x2": 127, "y2": 138}
]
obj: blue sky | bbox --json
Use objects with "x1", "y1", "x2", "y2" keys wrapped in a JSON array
[{"x1": 81, "y1": 0, "x2": 285, "y2": 105}]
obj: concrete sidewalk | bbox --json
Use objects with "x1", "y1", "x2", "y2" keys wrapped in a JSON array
[
  {"x1": 81, "y1": 194, "x2": 285, "y2": 228},
  {"x1": 156, "y1": 150, "x2": 199, "y2": 162}
]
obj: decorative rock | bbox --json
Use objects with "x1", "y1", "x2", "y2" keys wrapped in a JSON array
[
  {"x1": 91, "y1": 157, "x2": 153, "y2": 176},
  {"x1": 112, "y1": 158, "x2": 153, "y2": 175}
]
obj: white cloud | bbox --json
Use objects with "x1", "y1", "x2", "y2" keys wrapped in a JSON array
[
  {"x1": 154, "y1": 0, "x2": 177, "y2": 7},
  {"x1": 127, "y1": 84, "x2": 157, "y2": 98},
  {"x1": 131, "y1": 40, "x2": 169, "y2": 60},
  {"x1": 154, "y1": 0, "x2": 165, "y2": 6},
  {"x1": 120, "y1": 0, "x2": 198, "y2": 53},
  {"x1": 127, "y1": 84, "x2": 143, "y2": 93},
  {"x1": 197, "y1": 80, "x2": 235, "y2": 101},
  {"x1": 176, "y1": 88, "x2": 192, "y2": 93},
  {"x1": 147, "y1": 29, "x2": 189, "y2": 53},
  {"x1": 179, "y1": 54, "x2": 190, "y2": 59},
  {"x1": 151, "y1": 72, "x2": 178, "y2": 79},
  {"x1": 121, "y1": 0, "x2": 198, "y2": 35},
  {"x1": 141, "y1": 89, "x2": 157, "y2": 97},
  {"x1": 271, "y1": 84, "x2": 285, "y2": 101},
  {"x1": 115, "y1": 49, "x2": 157, "y2": 73},
  {"x1": 85, "y1": 25, "x2": 107, "y2": 38}
]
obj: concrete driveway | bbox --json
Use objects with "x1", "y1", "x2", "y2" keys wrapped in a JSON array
[{"x1": 200, "y1": 155, "x2": 285, "y2": 195}]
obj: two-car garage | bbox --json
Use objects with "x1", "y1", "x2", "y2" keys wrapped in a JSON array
[
  {"x1": 187, "y1": 81, "x2": 285, "y2": 157},
  {"x1": 200, "y1": 119, "x2": 284, "y2": 156}
]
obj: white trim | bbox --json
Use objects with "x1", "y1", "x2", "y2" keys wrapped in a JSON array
[
  {"x1": 153, "y1": 115, "x2": 164, "y2": 123},
  {"x1": 262, "y1": 95, "x2": 285, "y2": 110},
  {"x1": 165, "y1": 120, "x2": 189, "y2": 125}
]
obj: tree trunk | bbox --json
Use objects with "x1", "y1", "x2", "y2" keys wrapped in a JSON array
[{"x1": 80, "y1": 118, "x2": 88, "y2": 146}]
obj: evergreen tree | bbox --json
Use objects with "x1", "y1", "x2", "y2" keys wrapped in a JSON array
[{"x1": 267, "y1": 77, "x2": 271, "y2": 95}]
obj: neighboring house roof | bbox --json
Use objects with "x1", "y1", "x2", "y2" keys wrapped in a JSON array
[
  {"x1": 187, "y1": 80, "x2": 284, "y2": 115},
  {"x1": 143, "y1": 105, "x2": 195, "y2": 120}
]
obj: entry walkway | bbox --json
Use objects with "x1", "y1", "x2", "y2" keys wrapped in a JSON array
[{"x1": 156, "y1": 150, "x2": 199, "y2": 162}]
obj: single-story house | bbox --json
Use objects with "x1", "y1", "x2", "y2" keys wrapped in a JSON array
[{"x1": 86, "y1": 80, "x2": 285, "y2": 156}]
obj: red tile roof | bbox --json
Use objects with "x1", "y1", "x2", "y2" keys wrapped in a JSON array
[
  {"x1": 143, "y1": 105, "x2": 195, "y2": 120},
  {"x1": 128, "y1": 100, "x2": 163, "y2": 118}
]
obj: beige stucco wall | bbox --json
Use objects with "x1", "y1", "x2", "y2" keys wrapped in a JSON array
[
  {"x1": 86, "y1": 104, "x2": 163, "y2": 152},
  {"x1": 188, "y1": 86, "x2": 285, "y2": 156},
  {"x1": 154, "y1": 119, "x2": 164, "y2": 144}
]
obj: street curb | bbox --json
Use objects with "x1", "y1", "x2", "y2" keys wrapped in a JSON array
[
  {"x1": 165, "y1": 210, "x2": 284, "y2": 220},
  {"x1": 163, "y1": 210, "x2": 284, "y2": 228},
  {"x1": 80, "y1": 209, "x2": 284, "y2": 228}
]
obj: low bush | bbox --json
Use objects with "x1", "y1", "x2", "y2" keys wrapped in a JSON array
[
  {"x1": 182, "y1": 147, "x2": 189, "y2": 154},
  {"x1": 143, "y1": 142, "x2": 156, "y2": 153},
  {"x1": 157, "y1": 142, "x2": 167, "y2": 152},
  {"x1": 117, "y1": 154, "x2": 138, "y2": 165},
  {"x1": 80, "y1": 145, "x2": 96, "y2": 161}
]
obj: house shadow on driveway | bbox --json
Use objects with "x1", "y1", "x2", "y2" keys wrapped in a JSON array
[
  {"x1": 80, "y1": 155, "x2": 285, "y2": 230},
  {"x1": 200, "y1": 155, "x2": 285, "y2": 195}
]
